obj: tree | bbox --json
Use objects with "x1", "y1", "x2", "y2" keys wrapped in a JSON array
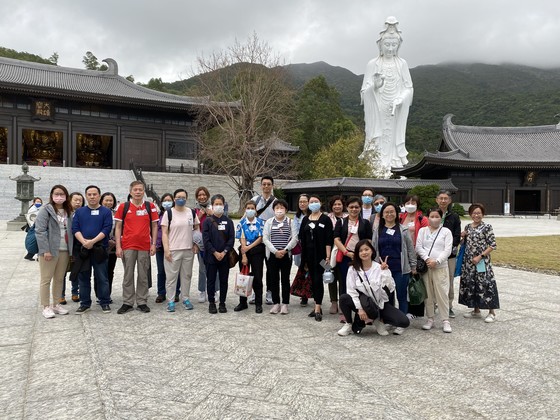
[
  {"x1": 311, "y1": 131, "x2": 376, "y2": 178},
  {"x1": 48, "y1": 52, "x2": 59, "y2": 65},
  {"x1": 292, "y1": 76, "x2": 357, "y2": 178},
  {"x1": 407, "y1": 184, "x2": 440, "y2": 214},
  {"x1": 192, "y1": 33, "x2": 295, "y2": 211},
  {"x1": 144, "y1": 77, "x2": 165, "y2": 92},
  {"x1": 82, "y1": 51, "x2": 107, "y2": 71}
]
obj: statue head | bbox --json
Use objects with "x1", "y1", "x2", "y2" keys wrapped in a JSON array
[{"x1": 377, "y1": 16, "x2": 402, "y2": 57}]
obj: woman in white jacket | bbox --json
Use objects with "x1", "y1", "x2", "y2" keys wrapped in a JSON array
[
  {"x1": 338, "y1": 239, "x2": 410, "y2": 336},
  {"x1": 415, "y1": 208, "x2": 453, "y2": 333}
]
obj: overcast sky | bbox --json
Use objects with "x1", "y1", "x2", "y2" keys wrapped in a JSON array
[{"x1": 3, "y1": 0, "x2": 560, "y2": 83}]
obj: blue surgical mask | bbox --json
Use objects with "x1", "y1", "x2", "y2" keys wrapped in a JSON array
[
  {"x1": 162, "y1": 201, "x2": 173, "y2": 209},
  {"x1": 374, "y1": 203, "x2": 383, "y2": 213},
  {"x1": 245, "y1": 209, "x2": 256, "y2": 219},
  {"x1": 362, "y1": 196, "x2": 373, "y2": 205},
  {"x1": 308, "y1": 202, "x2": 321, "y2": 213},
  {"x1": 175, "y1": 198, "x2": 187, "y2": 207},
  {"x1": 34, "y1": 203, "x2": 42, "y2": 208}
]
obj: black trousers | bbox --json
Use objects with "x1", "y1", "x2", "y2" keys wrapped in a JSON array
[
  {"x1": 267, "y1": 253, "x2": 292, "y2": 304},
  {"x1": 239, "y1": 244, "x2": 265, "y2": 305},
  {"x1": 307, "y1": 256, "x2": 325, "y2": 306},
  {"x1": 206, "y1": 260, "x2": 230, "y2": 304},
  {"x1": 339, "y1": 293, "x2": 410, "y2": 328}
]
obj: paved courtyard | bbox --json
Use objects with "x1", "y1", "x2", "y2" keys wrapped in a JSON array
[{"x1": 1, "y1": 218, "x2": 559, "y2": 419}]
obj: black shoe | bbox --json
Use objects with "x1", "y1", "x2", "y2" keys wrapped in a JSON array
[
  {"x1": 300, "y1": 297, "x2": 308, "y2": 307},
  {"x1": 137, "y1": 304, "x2": 151, "y2": 313},
  {"x1": 174, "y1": 294, "x2": 180, "y2": 303},
  {"x1": 315, "y1": 309, "x2": 323, "y2": 322},
  {"x1": 218, "y1": 303, "x2": 227, "y2": 313},
  {"x1": 101, "y1": 305, "x2": 111, "y2": 313},
  {"x1": 255, "y1": 305, "x2": 263, "y2": 314},
  {"x1": 75, "y1": 306, "x2": 90, "y2": 314},
  {"x1": 24, "y1": 253, "x2": 35, "y2": 261},
  {"x1": 209, "y1": 302, "x2": 217, "y2": 314},
  {"x1": 234, "y1": 303, "x2": 248, "y2": 312},
  {"x1": 117, "y1": 304, "x2": 133, "y2": 314},
  {"x1": 155, "y1": 295, "x2": 166, "y2": 303},
  {"x1": 352, "y1": 317, "x2": 366, "y2": 334},
  {"x1": 308, "y1": 309, "x2": 316, "y2": 317}
]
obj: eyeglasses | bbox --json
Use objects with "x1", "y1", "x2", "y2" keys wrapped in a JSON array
[
  {"x1": 373, "y1": 201, "x2": 385, "y2": 206},
  {"x1": 347, "y1": 206, "x2": 361, "y2": 209}
]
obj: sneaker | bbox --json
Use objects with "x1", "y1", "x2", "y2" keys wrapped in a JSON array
[
  {"x1": 76, "y1": 306, "x2": 90, "y2": 314},
  {"x1": 234, "y1": 303, "x2": 248, "y2": 312},
  {"x1": 167, "y1": 302, "x2": 175, "y2": 312},
  {"x1": 393, "y1": 327, "x2": 405, "y2": 335},
  {"x1": 174, "y1": 295, "x2": 180, "y2": 303},
  {"x1": 248, "y1": 292, "x2": 256, "y2": 304},
  {"x1": 280, "y1": 304, "x2": 289, "y2": 315},
  {"x1": 463, "y1": 310, "x2": 482, "y2": 318},
  {"x1": 218, "y1": 303, "x2": 227, "y2": 313},
  {"x1": 42, "y1": 306, "x2": 55, "y2": 319},
  {"x1": 300, "y1": 297, "x2": 308, "y2": 307},
  {"x1": 422, "y1": 318, "x2": 434, "y2": 330},
  {"x1": 255, "y1": 305, "x2": 263, "y2": 314},
  {"x1": 265, "y1": 290, "x2": 273, "y2": 305},
  {"x1": 406, "y1": 313, "x2": 417, "y2": 320},
  {"x1": 208, "y1": 302, "x2": 217, "y2": 314},
  {"x1": 58, "y1": 297, "x2": 67, "y2": 305},
  {"x1": 101, "y1": 305, "x2": 111, "y2": 313},
  {"x1": 198, "y1": 291, "x2": 206, "y2": 303},
  {"x1": 443, "y1": 320, "x2": 452, "y2": 333},
  {"x1": 374, "y1": 319, "x2": 389, "y2": 336},
  {"x1": 137, "y1": 304, "x2": 151, "y2": 313},
  {"x1": 339, "y1": 314, "x2": 347, "y2": 324},
  {"x1": 485, "y1": 313, "x2": 496, "y2": 323},
  {"x1": 117, "y1": 304, "x2": 133, "y2": 314},
  {"x1": 269, "y1": 304, "x2": 280, "y2": 314},
  {"x1": 71, "y1": 294, "x2": 80, "y2": 302},
  {"x1": 51, "y1": 304, "x2": 69, "y2": 315},
  {"x1": 155, "y1": 295, "x2": 166, "y2": 303},
  {"x1": 449, "y1": 309, "x2": 456, "y2": 318},
  {"x1": 338, "y1": 323, "x2": 353, "y2": 336},
  {"x1": 183, "y1": 299, "x2": 194, "y2": 310}
]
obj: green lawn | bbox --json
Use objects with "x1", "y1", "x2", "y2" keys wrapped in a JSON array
[{"x1": 492, "y1": 236, "x2": 560, "y2": 275}]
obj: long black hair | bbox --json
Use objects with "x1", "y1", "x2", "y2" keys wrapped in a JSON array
[{"x1": 351, "y1": 239, "x2": 377, "y2": 271}]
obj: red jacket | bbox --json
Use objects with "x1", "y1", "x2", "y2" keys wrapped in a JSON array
[{"x1": 399, "y1": 210, "x2": 429, "y2": 246}]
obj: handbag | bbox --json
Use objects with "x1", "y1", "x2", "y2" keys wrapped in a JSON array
[
  {"x1": 336, "y1": 225, "x2": 355, "y2": 263},
  {"x1": 417, "y1": 227, "x2": 441, "y2": 274},
  {"x1": 329, "y1": 247, "x2": 338, "y2": 267},
  {"x1": 408, "y1": 273, "x2": 427, "y2": 305},
  {"x1": 290, "y1": 266, "x2": 312, "y2": 298},
  {"x1": 228, "y1": 248, "x2": 239, "y2": 269},
  {"x1": 234, "y1": 265, "x2": 254, "y2": 297},
  {"x1": 454, "y1": 242, "x2": 465, "y2": 277},
  {"x1": 291, "y1": 241, "x2": 302, "y2": 256}
]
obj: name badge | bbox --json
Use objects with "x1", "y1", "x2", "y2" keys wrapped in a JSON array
[
  {"x1": 318, "y1": 223, "x2": 325, "y2": 228},
  {"x1": 91, "y1": 210, "x2": 99, "y2": 216},
  {"x1": 407, "y1": 222, "x2": 414, "y2": 229},
  {"x1": 386, "y1": 228, "x2": 395, "y2": 236},
  {"x1": 218, "y1": 224, "x2": 226, "y2": 231},
  {"x1": 249, "y1": 225, "x2": 257, "y2": 231},
  {"x1": 276, "y1": 223, "x2": 284, "y2": 228},
  {"x1": 136, "y1": 210, "x2": 147, "y2": 216},
  {"x1": 308, "y1": 222, "x2": 316, "y2": 229},
  {"x1": 349, "y1": 225, "x2": 358, "y2": 234}
]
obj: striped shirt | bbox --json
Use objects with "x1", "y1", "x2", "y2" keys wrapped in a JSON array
[{"x1": 270, "y1": 217, "x2": 292, "y2": 250}]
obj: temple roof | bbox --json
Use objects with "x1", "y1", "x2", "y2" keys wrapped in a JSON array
[
  {"x1": 282, "y1": 177, "x2": 456, "y2": 192},
  {"x1": 395, "y1": 114, "x2": 560, "y2": 176},
  {"x1": 0, "y1": 57, "x2": 234, "y2": 112}
]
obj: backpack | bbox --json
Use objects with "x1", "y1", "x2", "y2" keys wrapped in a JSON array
[
  {"x1": 25, "y1": 224, "x2": 38, "y2": 254},
  {"x1": 121, "y1": 201, "x2": 155, "y2": 234},
  {"x1": 164, "y1": 207, "x2": 197, "y2": 230}
]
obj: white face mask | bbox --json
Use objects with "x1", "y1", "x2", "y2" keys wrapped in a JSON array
[
  {"x1": 213, "y1": 205, "x2": 224, "y2": 216},
  {"x1": 429, "y1": 218, "x2": 441, "y2": 228},
  {"x1": 275, "y1": 209, "x2": 286, "y2": 218},
  {"x1": 404, "y1": 204, "x2": 417, "y2": 214},
  {"x1": 245, "y1": 209, "x2": 256, "y2": 219}
]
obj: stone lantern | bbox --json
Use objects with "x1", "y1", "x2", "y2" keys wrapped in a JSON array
[{"x1": 7, "y1": 163, "x2": 41, "y2": 231}]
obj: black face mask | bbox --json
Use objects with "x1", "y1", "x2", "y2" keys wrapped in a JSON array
[{"x1": 198, "y1": 201, "x2": 209, "y2": 208}]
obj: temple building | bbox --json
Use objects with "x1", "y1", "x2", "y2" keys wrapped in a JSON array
[
  {"x1": 394, "y1": 114, "x2": 560, "y2": 215},
  {"x1": 0, "y1": 57, "x2": 213, "y2": 171}
]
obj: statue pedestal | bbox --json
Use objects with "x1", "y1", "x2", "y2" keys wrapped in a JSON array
[{"x1": 7, "y1": 217, "x2": 27, "y2": 231}]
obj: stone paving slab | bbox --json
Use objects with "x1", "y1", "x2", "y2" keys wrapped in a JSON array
[{"x1": 0, "y1": 222, "x2": 559, "y2": 419}]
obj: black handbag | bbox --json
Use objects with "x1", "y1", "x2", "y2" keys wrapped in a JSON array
[{"x1": 417, "y1": 227, "x2": 442, "y2": 273}]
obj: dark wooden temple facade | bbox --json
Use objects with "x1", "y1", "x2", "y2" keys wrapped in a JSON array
[{"x1": 394, "y1": 114, "x2": 560, "y2": 215}]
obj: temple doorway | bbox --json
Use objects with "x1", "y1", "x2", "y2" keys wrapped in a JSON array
[
  {"x1": 22, "y1": 129, "x2": 63, "y2": 166},
  {"x1": 514, "y1": 190, "x2": 541, "y2": 214},
  {"x1": 76, "y1": 133, "x2": 114, "y2": 167}
]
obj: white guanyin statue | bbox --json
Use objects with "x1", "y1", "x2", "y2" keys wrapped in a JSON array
[{"x1": 360, "y1": 16, "x2": 413, "y2": 172}]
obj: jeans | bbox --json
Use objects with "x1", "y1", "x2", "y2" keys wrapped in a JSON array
[
  {"x1": 78, "y1": 257, "x2": 110, "y2": 307},
  {"x1": 388, "y1": 271, "x2": 410, "y2": 315},
  {"x1": 62, "y1": 272, "x2": 79, "y2": 297}
]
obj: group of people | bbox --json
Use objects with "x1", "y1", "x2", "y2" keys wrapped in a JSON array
[{"x1": 32, "y1": 178, "x2": 500, "y2": 338}]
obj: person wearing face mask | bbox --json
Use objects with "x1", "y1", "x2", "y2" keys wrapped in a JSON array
[
  {"x1": 23, "y1": 197, "x2": 44, "y2": 260},
  {"x1": 299, "y1": 195, "x2": 333, "y2": 322},
  {"x1": 161, "y1": 189, "x2": 200, "y2": 312},
  {"x1": 326, "y1": 195, "x2": 348, "y2": 315},
  {"x1": 234, "y1": 200, "x2": 266, "y2": 313},
  {"x1": 371, "y1": 194, "x2": 387, "y2": 230},
  {"x1": 293, "y1": 194, "x2": 310, "y2": 305},
  {"x1": 35, "y1": 185, "x2": 73, "y2": 319},
  {"x1": 263, "y1": 200, "x2": 299, "y2": 315},
  {"x1": 360, "y1": 189, "x2": 375, "y2": 224},
  {"x1": 100, "y1": 192, "x2": 118, "y2": 299},
  {"x1": 399, "y1": 194, "x2": 429, "y2": 319},
  {"x1": 415, "y1": 208, "x2": 453, "y2": 333},
  {"x1": 372, "y1": 202, "x2": 416, "y2": 335},
  {"x1": 155, "y1": 193, "x2": 178, "y2": 303},
  {"x1": 202, "y1": 194, "x2": 235, "y2": 314}
]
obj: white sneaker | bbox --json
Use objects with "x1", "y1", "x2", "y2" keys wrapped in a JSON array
[
  {"x1": 393, "y1": 327, "x2": 405, "y2": 335},
  {"x1": 248, "y1": 292, "x2": 256, "y2": 304},
  {"x1": 338, "y1": 323, "x2": 353, "y2": 336},
  {"x1": 269, "y1": 304, "x2": 280, "y2": 314},
  {"x1": 42, "y1": 306, "x2": 55, "y2": 319},
  {"x1": 443, "y1": 320, "x2": 452, "y2": 333},
  {"x1": 198, "y1": 291, "x2": 206, "y2": 303},
  {"x1": 51, "y1": 304, "x2": 69, "y2": 315},
  {"x1": 374, "y1": 319, "x2": 389, "y2": 336},
  {"x1": 485, "y1": 314, "x2": 496, "y2": 323},
  {"x1": 265, "y1": 290, "x2": 273, "y2": 305},
  {"x1": 280, "y1": 304, "x2": 289, "y2": 315},
  {"x1": 422, "y1": 318, "x2": 434, "y2": 330}
]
